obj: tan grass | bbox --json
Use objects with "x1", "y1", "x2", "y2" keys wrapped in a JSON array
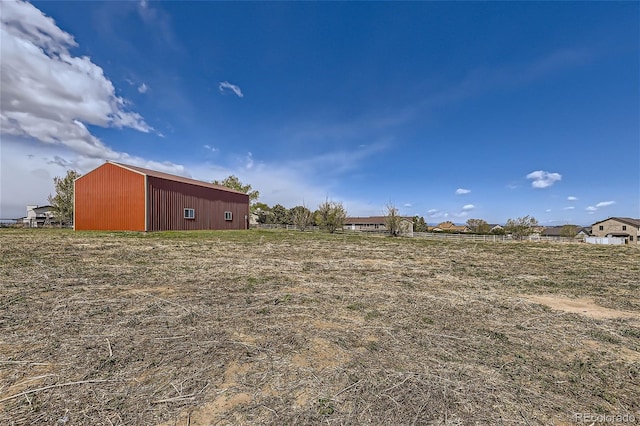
[{"x1": 0, "y1": 229, "x2": 638, "y2": 425}]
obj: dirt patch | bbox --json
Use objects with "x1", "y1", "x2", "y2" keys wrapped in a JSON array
[
  {"x1": 165, "y1": 361, "x2": 253, "y2": 426},
  {"x1": 291, "y1": 337, "x2": 350, "y2": 370},
  {"x1": 526, "y1": 295, "x2": 639, "y2": 319},
  {"x1": 582, "y1": 339, "x2": 640, "y2": 362}
]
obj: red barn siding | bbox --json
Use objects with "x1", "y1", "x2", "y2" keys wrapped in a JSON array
[
  {"x1": 147, "y1": 176, "x2": 249, "y2": 231},
  {"x1": 75, "y1": 163, "x2": 146, "y2": 231},
  {"x1": 75, "y1": 162, "x2": 250, "y2": 232}
]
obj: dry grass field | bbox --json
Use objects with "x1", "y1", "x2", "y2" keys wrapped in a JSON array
[{"x1": 1, "y1": 228, "x2": 639, "y2": 425}]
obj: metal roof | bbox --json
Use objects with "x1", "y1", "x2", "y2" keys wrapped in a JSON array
[{"x1": 109, "y1": 162, "x2": 248, "y2": 196}]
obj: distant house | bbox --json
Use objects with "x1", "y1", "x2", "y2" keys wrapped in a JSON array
[
  {"x1": 590, "y1": 217, "x2": 640, "y2": 245},
  {"x1": 344, "y1": 216, "x2": 414, "y2": 235},
  {"x1": 488, "y1": 224, "x2": 504, "y2": 234},
  {"x1": 22, "y1": 205, "x2": 55, "y2": 227},
  {"x1": 433, "y1": 221, "x2": 470, "y2": 233},
  {"x1": 74, "y1": 162, "x2": 250, "y2": 231},
  {"x1": 540, "y1": 225, "x2": 590, "y2": 239}
]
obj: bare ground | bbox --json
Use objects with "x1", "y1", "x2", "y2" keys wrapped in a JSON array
[{"x1": 0, "y1": 229, "x2": 639, "y2": 425}]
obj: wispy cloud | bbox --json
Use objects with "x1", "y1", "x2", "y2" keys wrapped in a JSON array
[
  {"x1": 563, "y1": 206, "x2": 575, "y2": 210},
  {"x1": 456, "y1": 188, "x2": 471, "y2": 195},
  {"x1": 403, "y1": 203, "x2": 412, "y2": 208},
  {"x1": 567, "y1": 196, "x2": 578, "y2": 201},
  {"x1": 526, "y1": 170, "x2": 562, "y2": 189},
  {"x1": 245, "y1": 152, "x2": 254, "y2": 169},
  {"x1": 586, "y1": 200, "x2": 615, "y2": 213},
  {"x1": 138, "y1": 83, "x2": 149, "y2": 93},
  {"x1": 203, "y1": 144, "x2": 217, "y2": 152},
  {"x1": 219, "y1": 81, "x2": 244, "y2": 98},
  {"x1": 427, "y1": 209, "x2": 446, "y2": 219},
  {"x1": 462, "y1": 204, "x2": 475, "y2": 211}
]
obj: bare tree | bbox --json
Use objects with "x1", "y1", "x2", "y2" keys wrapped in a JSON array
[
  {"x1": 317, "y1": 200, "x2": 347, "y2": 233},
  {"x1": 466, "y1": 218, "x2": 490, "y2": 234},
  {"x1": 504, "y1": 215, "x2": 539, "y2": 240},
  {"x1": 384, "y1": 203, "x2": 402, "y2": 236},
  {"x1": 560, "y1": 224, "x2": 578, "y2": 238},
  {"x1": 291, "y1": 204, "x2": 313, "y2": 231}
]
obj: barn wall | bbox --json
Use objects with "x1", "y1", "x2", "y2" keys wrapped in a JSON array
[
  {"x1": 147, "y1": 177, "x2": 249, "y2": 231},
  {"x1": 74, "y1": 163, "x2": 146, "y2": 231}
]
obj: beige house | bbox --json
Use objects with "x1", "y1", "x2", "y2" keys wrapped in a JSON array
[
  {"x1": 432, "y1": 221, "x2": 471, "y2": 233},
  {"x1": 344, "y1": 216, "x2": 414, "y2": 235},
  {"x1": 590, "y1": 217, "x2": 640, "y2": 245}
]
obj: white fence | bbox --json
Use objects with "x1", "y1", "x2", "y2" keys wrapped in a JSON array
[
  {"x1": 585, "y1": 237, "x2": 626, "y2": 245},
  {"x1": 252, "y1": 224, "x2": 581, "y2": 243},
  {"x1": 412, "y1": 232, "x2": 579, "y2": 243}
]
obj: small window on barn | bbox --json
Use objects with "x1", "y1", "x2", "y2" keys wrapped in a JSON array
[
  {"x1": 599, "y1": 225, "x2": 603, "y2": 231},
  {"x1": 622, "y1": 225, "x2": 627, "y2": 231},
  {"x1": 184, "y1": 208, "x2": 195, "y2": 219},
  {"x1": 224, "y1": 211, "x2": 233, "y2": 221}
]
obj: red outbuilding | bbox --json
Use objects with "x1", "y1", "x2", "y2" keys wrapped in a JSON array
[{"x1": 74, "y1": 162, "x2": 250, "y2": 231}]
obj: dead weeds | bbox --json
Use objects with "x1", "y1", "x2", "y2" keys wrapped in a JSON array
[{"x1": 0, "y1": 229, "x2": 638, "y2": 425}]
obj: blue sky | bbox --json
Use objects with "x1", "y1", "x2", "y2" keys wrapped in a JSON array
[{"x1": 1, "y1": 0, "x2": 638, "y2": 225}]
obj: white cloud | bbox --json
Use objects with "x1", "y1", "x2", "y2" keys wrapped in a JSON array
[
  {"x1": 456, "y1": 188, "x2": 470, "y2": 195},
  {"x1": 137, "y1": 83, "x2": 149, "y2": 93},
  {"x1": 567, "y1": 196, "x2": 578, "y2": 201},
  {"x1": 563, "y1": 206, "x2": 575, "y2": 210},
  {"x1": 245, "y1": 152, "x2": 254, "y2": 169},
  {"x1": 584, "y1": 201, "x2": 616, "y2": 214},
  {"x1": 203, "y1": 144, "x2": 217, "y2": 152},
  {"x1": 0, "y1": 0, "x2": 153, "y2": 160},
  {"x1": 403, "y1": 203, "x2": 412, "y2": 208},
  {"x1": 0, "y1": 1, "x2": 191, "y2": 218},
  {"x1": 526, "y1": 170, "x2": 562, "y2": 188},
  {"x1": 595, "y1": 201, "x2": 615, "y2": 208},
  {"x1": 219, "y1": 81, "x2": 244, "y2": 98},
  {"x1": 545, "y1": 209, "x2": 552, "y2": 212},
  {"x1": 462, "y1": 204, "x2": 475, "y2": 211}
]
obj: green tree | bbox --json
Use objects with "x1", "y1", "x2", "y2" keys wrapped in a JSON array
[
  {"x1": 466, "y1": 218, "x2": 490, "y2": 234},
  {"x1": 412, "y1": 215, "x2": 428, "y2": 232},
  {"x1": 384, "y1": 203, "x2": 402, "y2": 236},
  {"x1": 212, "y1": 175, "x2": 260, "y2": 211},
  {"x1": 290, "y1": 204, "x2": 313, "y2": 231},
  {"x1": 316, "y1": 200, "x2": 347, "y2": 233},
  {"x1": 504, "y1": 215, "x2": 539, "y2": 240},
  {"x1": 271, "y1": 204, "x2": 291, "y2": 225},
  {"x1": 48, "y1": 170, "x2": 81, "y2": 227}
]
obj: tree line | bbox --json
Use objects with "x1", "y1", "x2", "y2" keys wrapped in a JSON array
[{"x1": 49, "y1": 171, "x2": 562, "y2": 239}]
